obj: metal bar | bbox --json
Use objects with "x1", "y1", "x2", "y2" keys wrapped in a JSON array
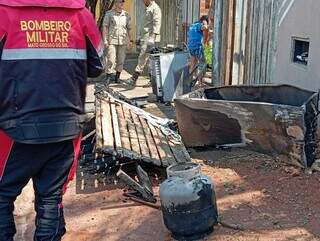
[{"x1": 117, "y1": 169, "x2": 156, "y2": 202}]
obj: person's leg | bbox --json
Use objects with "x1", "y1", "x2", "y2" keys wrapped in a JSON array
[
  {"x1": 115, "y1": 45, "x2": 127, "y2": 83},
  {"x1": 188, "y1": 50, "x2": 199, "y2": 87},
  {"x1": 126, "y1": 41, "x2": 149, "y2": 86},
  {"x1": 188, "y1": 55, "x2": 197, "y2": 74},
  {"x1": 33, "y1": 136, "x2": 81, "y2": 241},
  {"x1": 197, "y1": 46, "x2": 206, "y2": 86},
  {"x1": 135, "y1": 41, "x2": 149, "y2": 74},
  {"x1": 106, "y1": 44, "x2": 117, "y2": 83},
  {"x1": 189, "y1": 46, "x2": 207, "y2": 88},
  {"x1": 0, "y1": 131, "x2": 38, "y2": 241}
]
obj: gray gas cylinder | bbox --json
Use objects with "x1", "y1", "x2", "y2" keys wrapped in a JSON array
[{"x1": 160, "y1": 162, "x2": 218, "y2": 240}]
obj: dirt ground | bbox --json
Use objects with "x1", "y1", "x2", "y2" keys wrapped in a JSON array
[
  {"x1": 13, "y1": 60, "x2": 320, "y2": 240},
  {"x1": 14, "y1": 147, "x2": 320, "y2": 241}
]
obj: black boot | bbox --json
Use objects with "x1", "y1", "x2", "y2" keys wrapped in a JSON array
[
  {"x1": 115, "y1": 71, "x2": 121, "y2": 83},
  {"x1": 104, "y1": 73, "x2": 111, "y2": 86},
  {"x1": 127, "y1": 71, "x2": 140, "y2": 86},
  {"x1": 109, "y1": 74, "x2": 116, "y2": 83}
]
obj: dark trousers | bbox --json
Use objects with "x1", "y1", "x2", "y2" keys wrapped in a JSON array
[{"x1": 0, "y1": 130, "x2": 81, "y2": 241}]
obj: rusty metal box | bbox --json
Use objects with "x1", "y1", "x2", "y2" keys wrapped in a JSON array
[{"x1": 175, "y1": 85, "x2": 319, "y2": 168}]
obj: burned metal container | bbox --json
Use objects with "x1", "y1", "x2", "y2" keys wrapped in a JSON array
[
  {"x1": 175, "y1": 85, "x2": 319, "y2": 168},
  {"x1": 160, "y1": 163, "x2": 218, "y2": 240},
  {"x1": 149, "y1": 50, "x2": 189, "y2": 102}
]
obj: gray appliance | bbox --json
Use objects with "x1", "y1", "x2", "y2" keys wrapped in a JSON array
[{"x1": 149, "y1": 51, "x2": 189, "y2": 102}]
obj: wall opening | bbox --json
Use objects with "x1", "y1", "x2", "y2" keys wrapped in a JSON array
[{"x1": 292, "y1": 38, "x2": 309, "y2": 66}]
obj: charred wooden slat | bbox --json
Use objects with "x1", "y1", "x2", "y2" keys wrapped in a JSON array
[
  {"x1": 101, "y1": 98, "x2": 115, "y2": 154},
  {"x1": 117, "y1": 169, "x2": 155, "y2": 203},
  {"x1": 122, "y1": 104, "x2": 141, "y2": 159},
  {"x1": 95, "y1": 99, "x2": 104, "y2": 152},
  {"x1": 147, "y1": 122, "x2": 167, "y2": 167},
  {"x1": 116, "y1": 104, "x2": 132, "y2": 158},
  {"x1": 154, "y1": 128, "x2": 176, "y2": 166},
  {"x1": 131, "y1": 111, "x2": 151, "y2": 161},
  {"x1": 167, "y1": 137, "x2": 191, "y2": 163},
  {"x1": 110, "y1": 101, "x2": 122, "y2": 156},
  {"x1": 138, "y1": 116, "x2": 161, "y2": 164},
  {"x1": 136, "y1": 165, "x2": 154, "y2": 195}
]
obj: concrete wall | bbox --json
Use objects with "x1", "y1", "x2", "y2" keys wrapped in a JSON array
[{"x1": 273, "y1": 0, "x2": 320, "y2": 91}]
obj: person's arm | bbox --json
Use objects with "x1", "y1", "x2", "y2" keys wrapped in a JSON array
[
  {"x1": 102, "y1": 27, "x2": 109, "y2": 48},
  {"x1": 126, "y1": 14, "x2": 133, "y2": 45},
  {"x1": 80, "y1": 8, "x2": 105, "y2": 78},
  {"x1": 152, "y1": 7, "x2": 162, "y2": 40},
  {"x1": 201, "y1": 20, "x2": 209, "y2": 45},
  {"x1": 102, "y1": 12, "x2": 110, "y2": 48}
]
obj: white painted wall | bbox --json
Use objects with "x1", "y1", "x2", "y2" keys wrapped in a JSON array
[{"x1": 273, "y1": 0, "x2": 320, "y2": 91}]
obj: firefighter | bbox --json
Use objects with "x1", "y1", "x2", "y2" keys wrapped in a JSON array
[
  {"x1": 103, "y1": 0, "x2": 133, "y2": 84},
  {"x1": 127, "y1": 0, "x2": 162, "y2": 86},
  {"x1": 0, "y1": 0, "x2": 104, "y2": 240}
]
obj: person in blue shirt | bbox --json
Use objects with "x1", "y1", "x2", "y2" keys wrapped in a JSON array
[{"x1": 187, "y1": 15, "x2": 209, "y2": 87}]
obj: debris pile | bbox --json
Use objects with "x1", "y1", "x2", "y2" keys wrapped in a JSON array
[{"x1": 79, "y1": 87, "x2": 190, "y2": 176}]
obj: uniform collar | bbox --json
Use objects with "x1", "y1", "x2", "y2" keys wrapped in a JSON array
[
  {"x1": 114, "y1": 9, "x2": 125, "y2": 16},
  {"x1": 146, "y1": 1, "x2": 155, "y2": 9}
]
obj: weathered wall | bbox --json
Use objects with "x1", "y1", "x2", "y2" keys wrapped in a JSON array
[
  {"x1": 200, "y1": 0, "x2": 212, "y2": 17},
  {"x1": 273, "y1": 0, "x2": 320, "y2": 91},
  {"x1": 212, "y1": 0, "x2": 280, "y2": 86},
  {"x1": 244, "y1": 0, "x2": 279, "y2": 85},
  {"x1": 134, "y1": 0, "x2": 201, "y2": 46},
  {"x1": 155, "y1": 0, "x2": 179, "y2": 45},
  {"x1": 124, "y1": 0, "x2": 136, "y2": 40}
]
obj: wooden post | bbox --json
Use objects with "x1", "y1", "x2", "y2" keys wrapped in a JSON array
[
  {"x1": 224, "y1": 0, "x2": 236, "y2": 86},
  {"x1": 243, "y1": 0, "x2": 253, "y2": 84},
  {"x1": 267, "y1": 0, "x2": 280, "y2": 83},
  {"x1": 212, "y1": 0, "x2": 224, "y2": 86},
  {"x1": 244, "y1": 0, "x2": 280, "y2": 84}
]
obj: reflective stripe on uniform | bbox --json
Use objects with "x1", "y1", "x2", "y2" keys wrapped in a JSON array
[
  {"x1": 2, "y1": 48, "x2": 87, "y2": 60},
  {"x1": 0, "y1": 34, "x2": 5, "y2": 42}
]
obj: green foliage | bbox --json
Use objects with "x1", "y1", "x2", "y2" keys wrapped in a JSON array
[{"x1": 203, "y1": 43, "x2": 212, "y2": 67}]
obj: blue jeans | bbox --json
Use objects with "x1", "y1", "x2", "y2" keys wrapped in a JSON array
[{"x1": 189, "y1": 47, "x2": 204, "y2": 60}]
